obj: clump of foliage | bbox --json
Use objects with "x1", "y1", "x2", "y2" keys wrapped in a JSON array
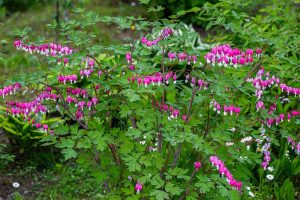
[
  {"x1": 0, "y1": 143, "x2": 15, "y2": 169},
  {"x1": 0, "y1": 1, "x2": 299, "y2": 199}
]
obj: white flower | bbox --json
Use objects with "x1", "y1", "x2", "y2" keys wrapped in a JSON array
[
  {"x1": 241, "y1": 136, "x2": 252, "y2": 143},
  {"x1": 139, "y1": 140, "x2": 146, "y2": 145},
  {"x1": 266, "y1": 174, "x2": 274, "y2": 181},
  {"x1": 12, "y1": 182, "x2": 20, "y2": 188},
  {"x1": 267, "y1": 166, "x2": 274, "y2": 172},
  {"x1": 245, "y1": 186, "x2": 250, "y2": 190},
  {"x1": 228, "y1": 127, "x2": 236, "y2": 132},
  {"x1": 226, "y1": 142, "x2": 234, "y2": 146},
  {"x1": 249, "y1": 191, "x2": 255, "y2": 197}
]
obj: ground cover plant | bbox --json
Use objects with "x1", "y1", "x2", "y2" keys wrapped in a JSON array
[{"x1": 0, "y1": 0, "x2": 299, "y2": 199}]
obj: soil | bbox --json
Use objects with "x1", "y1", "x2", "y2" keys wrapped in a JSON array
[{"x1": 0, "y1": 130, "x2": 47, "y2": 200}]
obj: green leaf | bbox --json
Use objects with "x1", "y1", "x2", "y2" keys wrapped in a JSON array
[
  {"x1": 77, "y1": 137, "x2": 92, "y2": 149},
  {"x1": 148, "y1": 6, "x2": 165, "y2": 13},
  {"x1": 151, "y1": 175, "x2": 165, "y2": 189},
  {"x1": 139, "y1": 0, "x2": 150, "y2": 5},
  {"x1": 165, "y1": 182, "x2": 183, "y2": 196},
  {"x1": 149, "y1": 190, "x2": 169, "y2": 200},
  {"x1": 126, "y1": 128, "x2": 142, "y2": 139},
  {"x1": 57, "y1": 138, "x2": 75, "y2": 148},
  {"x1": 91, "y1": 168, "x2": 108, "y2": 184},
  {"x1": 124, "y1": 154, "x2": 142, "y2": 172},
  {"x1": 195, "y1": 174, "x2": 215, "y2": 193},
  {"x1": 62, "y1": 148, "x2": 77, "y2": 160}
]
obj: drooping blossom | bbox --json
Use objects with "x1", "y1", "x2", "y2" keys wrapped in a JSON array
[
  {"x1": 194, "y1": 161, "x2": 202, "y2": 171},
  {"x1": 209, "y1": 156, "x2": 242, "y2": 191},
  {"x1": 135, "y1": 182, "x2": 143, "y2": 194}
]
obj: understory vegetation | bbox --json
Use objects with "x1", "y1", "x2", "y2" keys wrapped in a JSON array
[{"x1": 0, "y1": 0, "x2": 299, "y2": 199}]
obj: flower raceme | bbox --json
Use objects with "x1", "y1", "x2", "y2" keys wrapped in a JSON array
[
  {"x1": 66, "y1": 88, "x2": 88, "y2": 98},
  {"x1": 14, "y1": 40, "x2": 75, "y2": 57},
  {"x1": 279, "y1": 84, "x2": 300, "y2": 97},
  {"x1": 167, "y1": 52, "x2": 197, "y2": 64},
  {"x1": 261, "y1": 142, "x2": 271, "y2": 170},
  {"x1": 141, "y1": 27, "x2": 173, "y2": 47},
  {"x1": 264, "y1": 111, "x2": 300, "y2": 128},
  {"x1": 57, "y1": 74, "x2": 78, "y2": 84},
  {"x1": 287, "y1": 137, "x2": 300, "y2": 155},
  {"x1": 204, "y1": 44, "x2": 261, "y2": 68},
  {"x1": 128, "y1": 72, "x2": 208, "y2": 90},
  {"x1": 209, "y1": 156, "x2": 243, "y2": 191},
  {"x1": 80, "y1": 69, "x2": 94, "y2": 79},
  {"x1": 247, "y1": 68, "x2": 300, "y2": 99},
  {"x1": 0, "y1": 83, "x2": 22, "y2": 98},
  {"x1": 211, "y1": 100, "x2": 241, "y2": 116},
  {"x1": 6, "y1": 89, "x2": 57, "y2": 117},
  {"x1": 129, "y1": 72, "x2": 175, "y2": 86},
  {"x1": 152, "y1": 101, "x2": 181, "y2": 119}
]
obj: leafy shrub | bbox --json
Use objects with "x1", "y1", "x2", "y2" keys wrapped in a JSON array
[{"x1": 0, "y1": 2, "x2": 299, "y2": 199}]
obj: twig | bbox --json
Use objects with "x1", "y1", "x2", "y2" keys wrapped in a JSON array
[
  {"x1": 203, "y1": 103, "x2": 210, "y2": 138},
  {"x1": 108, "y1": 143, "x2": 121, "y2": 165},
  {"x1": 158, "y1": 45, "x2": 166, "y2": 153},
  {"x1": 179, "y1": 170, "x2": 196, "y2": 200}
]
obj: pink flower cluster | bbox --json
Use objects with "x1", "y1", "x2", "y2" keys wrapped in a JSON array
[
  {"x1": 194, "y1": 161, "x2": 202, "y2": 172},
  {"x1": 66, "y1": 88, "x2": 88, "y2": 98},
  {"x1": 63, "y1": 95, "x2": 98, "y2": 120},
  {"x1": 261, "y1": 143, "x2": 271, "y2": 170},
  {"x1": 14, "y1": 40, "x2": 75, "y2": 57},
  {"x1": 80, "y1": 68, "x2": 94, "y2": 79},
  {"x1": 153, "y1": 101, "x2": 181, "y2": 119},
  {"x1": 126, "y1": 52, "x2": 132, "y2": 63},
  {"x1": 256, "y1": 101, "x2": 265, "y2": 112},
  {"x1": 141, "y1": 28, "x2": 173, "y2": 47},
  {"x1": 280, "y1": 84, "x2": 300, "y2": 97},
  {"x1": 204, "y1": 44, "x2": 261, "y2": 68},
  {"x1": 35, "y1": 122, "x2": 49, "y2": 131},
  {"x1": 168, "y1": 52, "x2": 197, "y2": 64},
  {"x1": 268, "y1": 103, "x2": 277, "y2": 114},
  {"x1": 128, "y1": 72, "x2": 176, "y2": 87},
  {"x1": 58, "y1": 74, "x2": 78, "y2": 84},
  {"x1": 0, "y1": 83, "x2": 22, "y2": 98},
  {"x1": 247, "y1": 68, "x2": 280, "y2": 99},
  {"x1": 6, "y1": 89, "x2": 57, "y2": 117},
  {"x1": 7, "y1": 101, "x2": 47, "y2": 117},
  {"x1": 135, "y1": 182, "x2": 143, "y2": 194},
  {"x1": 211, "y1": 100, "x2": 241, "y2": 116},
  {"x1": 265, "y1": 111, "x2": 300, "y2": 128},
  {"x1": 287, "y1": 137, "x2": 300, "y2": 155},
  {"x1": 185, "y1": 74, "x2": 208, "y2": 90},
  {"x1": 248, "y1": 68, "x2": 299, "y2": 100},
  {"x1": 57, "y1": 58, "x2": 70, "y2": 66},
  {"x1": 209, "y1": 156, "x2": 242, "y2": 191}
]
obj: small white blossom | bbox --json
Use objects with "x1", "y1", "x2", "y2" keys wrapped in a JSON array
[
  {"x1": 139, "y1": 140, "x2": 146, "y2": 145},
  {"x1": 249, "y1": 191, "x2": 255, "y2": 197},
  {"x1": 226, "y1": 142, "x2": 234, "y2": 146},
  {"x1": 266, "y1": 174, "x2": 274, "y2": 181},
  {"x1": 267, "y1": 166, "x2": 274, "y2": 172},
  {"x1": 12, "y1": 182, "x2": 20, "y2": 188},
  {"x1": 228, "y1": 127, "x2": 236, "y2": 132},
  {"x1": 241, "y1": 136, "x2": 252, "y2": 143}
]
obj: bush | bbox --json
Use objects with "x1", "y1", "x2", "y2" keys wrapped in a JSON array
[{"x1": 1, "y1": 2, "x2": 299, "y2": 199}]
